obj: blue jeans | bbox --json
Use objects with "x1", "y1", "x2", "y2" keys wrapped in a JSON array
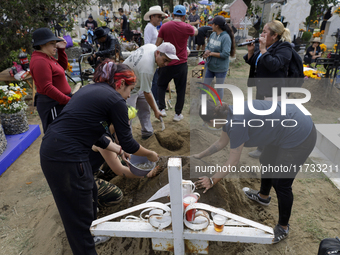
[
  {"x1": 188, "y1": 36, "x2": 196, "y2": 50},
  {"x1": 202, "y1": 67, "x2": 228, "y2": 100}
]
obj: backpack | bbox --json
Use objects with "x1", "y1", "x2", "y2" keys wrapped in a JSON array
[
  {"x1": 286, "y1": 46, "x2": 305, "y2": 87},
  {"x1": 318, "y1": 237, "x2": 340, "y2": 255},
  {"x1": 272, "y1": 42, "x2": 305, "y2": 88}
]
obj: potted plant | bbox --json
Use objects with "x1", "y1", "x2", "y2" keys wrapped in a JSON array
[{"x1": 0, "y1": 82, "x2": 29, "y2": 135}]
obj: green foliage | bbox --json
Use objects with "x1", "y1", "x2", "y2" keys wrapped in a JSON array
[
  {"x1": 302, "y1": 31, "x2": 313, "y2": 43},
  {"x1": 0, "y1": 0, "x2": 90, "y2": 72},
  {"x1": 141, "y1": 0, "x2": 157, "y2": 31},
  {"x1": 129, "y1": 16, "x2": 142, "y2": 31},
  {"x1": 306, "y1": 0, "x2": 337, "y2": 26}
]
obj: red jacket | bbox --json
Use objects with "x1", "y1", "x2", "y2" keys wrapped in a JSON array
[{"x1": 30, "y1": 48, "x2": 71, "y2": 105}]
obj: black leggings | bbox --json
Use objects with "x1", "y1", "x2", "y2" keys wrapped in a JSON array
[
  {"x1": 259, "y1": 125, "x2": 317, "y2": 226},
  {"x1": 40, "y1": 159, "x2": 98, "y2": 255},
  {"x1": 157, "y1": 62, "x2": 188, "y2": 115}
]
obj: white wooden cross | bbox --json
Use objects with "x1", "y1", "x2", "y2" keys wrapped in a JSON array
[{"x1": 91, "y1": 158, "x2": 274, "y2": 254}]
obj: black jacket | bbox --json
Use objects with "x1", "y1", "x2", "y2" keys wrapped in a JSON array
[
  {"x1": 96, "y1": 34, "x2": 119, "y2": 58},
  {"x1": 244, "y1": 40, "x2": 292, "y2": 99}
]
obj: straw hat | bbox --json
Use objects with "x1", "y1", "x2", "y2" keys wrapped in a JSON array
[
  {"x1": 144, "y1": 6, "x2": 166, "y2": 21},
  {"x1": 311, "y1": 37, "x2": 321, "y2": 44}
]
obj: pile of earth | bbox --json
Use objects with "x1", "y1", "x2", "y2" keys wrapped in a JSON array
[{"x1": 96, "y1": 128, "x2": 276, "y2": 255}]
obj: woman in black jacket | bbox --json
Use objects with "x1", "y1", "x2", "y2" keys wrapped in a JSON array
[
  {"x1": 244, "y1": 20, "x2": 292, "y2": 100},
  {"x1": 244, "y1": 20, "x2": 292, "y2": 158}
]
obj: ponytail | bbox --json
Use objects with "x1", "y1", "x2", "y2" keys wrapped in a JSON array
[
  {"x1": 280, "y1": 28, "x2": 291, "y2": 43},
  {"x1": 224, "y1": 24, "x2": 236, "y2": 57},
  {"x1": 267, "y1": 20, "x2": 292, "y2": 43}
]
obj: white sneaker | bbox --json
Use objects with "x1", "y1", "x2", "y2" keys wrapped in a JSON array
[
  {"x1": 248, "y1": 149, "x2": 262, "y2": 159},
  {"x1": 160, "y1": 109, "x2": 167, "y2": 117},
  {"x1": 173, "y1": 114, "x2": 184, "y2": 122},
  {"x1": 94, "y1": 236, "x2": 111, "y2": 246}
]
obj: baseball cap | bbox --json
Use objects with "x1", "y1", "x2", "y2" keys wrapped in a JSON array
[
  {"x1": 173, "y1": 5, "x2": 186, "y2": 16},
  {"x1": 157, "y1": 42, "x2": 179, "y2": 60},
  {"x1": 208, "y1": 15, "x2": 226, "y2": 27}
]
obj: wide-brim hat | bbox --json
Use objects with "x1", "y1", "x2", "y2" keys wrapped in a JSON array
[
  {"x1": 311, "y1": 37, "x2": 321, "y2": 43},
  {"x1": 32, "y1": 28, "x2": 63, "y2": 47},
  {"x1": 144, "y1": 5, "x2": 166, "y2": 21},
  {"x1": 93, "y1": 27, "x2": 110, "y2": 41}
]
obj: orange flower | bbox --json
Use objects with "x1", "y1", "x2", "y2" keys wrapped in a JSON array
[
  {"x1": 8, "y1": 100, "x2": 12, "y2": 104},
  {"x1": 23, "y1": 92, "x2": 27, "y2": 96}
]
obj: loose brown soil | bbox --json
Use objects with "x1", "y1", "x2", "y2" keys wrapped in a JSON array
[{"x1": 1, "y1": 53, "x2": 340, "y2": 255}]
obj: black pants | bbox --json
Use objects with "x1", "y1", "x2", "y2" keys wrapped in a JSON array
[
  {"x1": 40, "y1": 159, "x2": 98, "y2": 255},
  {"x1": 157, "y1": 62, "x2": 188, "y2": 115},
  {"x1": 259, "y1": 125, "x2": 317, "y2": 226},
  {"x1": 35, "y1": 93, "x2": 67, "y2": 133}
]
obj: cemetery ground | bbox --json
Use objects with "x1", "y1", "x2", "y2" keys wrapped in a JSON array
[{"x1": 1, "y1": 51, "x2": 340, "y2": 255}]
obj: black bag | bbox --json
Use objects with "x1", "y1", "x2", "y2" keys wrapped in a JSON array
[
  {"x1": 318, "y1": 237, "x2": 340, "y2": 255},
  {"x1": 286, "y1": 46, "x2": 305, "y2": 87}
]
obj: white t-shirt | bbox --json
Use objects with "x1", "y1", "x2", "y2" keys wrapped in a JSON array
[
  {"x1": 123, "y1": 44, "x2": 157, "y2": 94},
  {"x1": 144, "y1": 23, "x2": 158, "y2": 45}
]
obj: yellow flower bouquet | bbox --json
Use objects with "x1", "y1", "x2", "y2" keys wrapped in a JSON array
[
  {"x1": 217, "y1": 11, "x2": 230, "y2": 18},
  {"x1": 320, "y1": 43, "x2": 327, "y2": 52},
  {"x1": 0, "y1": 83, "x2": 28, "y2": 114},
  {"x1": 334, "y1": 7, "x2": 340, "y2": 15},
  {"x1": 303, "y1": 69, "x2": 324, "y2": 80}
]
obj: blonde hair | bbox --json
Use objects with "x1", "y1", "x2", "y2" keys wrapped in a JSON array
[{"x1": 266, "y1": 20, "x2": 291, "y2": 43}]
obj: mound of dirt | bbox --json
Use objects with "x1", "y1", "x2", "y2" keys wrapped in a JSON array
[
  {"x1": 96, "y1": 128, "x2": 276, "y2": 255},
  {"x1": 291, "y1": 79, "x2": 340, "y2": 111}
]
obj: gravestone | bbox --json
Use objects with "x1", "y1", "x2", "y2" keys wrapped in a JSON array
[
  {"x1": 269, "y1": 3, "x2": 281, "y2": 22},
  {"x1": 281, "y1": 0, "x2": 311, "y2": 41},
  {"x1": 123, "y1": 3, "x2": 129, "y2": 13},
  {"x1": 323, "y1": 14, "x2": 340, "y2": 48},
  {"x1": 230, "y1": 0, "x2": 248, "y2": 29}
]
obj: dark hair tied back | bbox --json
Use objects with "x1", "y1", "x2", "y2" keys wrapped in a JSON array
[{"x1": 199, "y1": 99, "x2": 229, "y2": 122}]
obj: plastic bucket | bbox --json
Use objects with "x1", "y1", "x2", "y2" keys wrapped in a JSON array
[{"x1": 128, "y1": 155, "x2": 156, "y2": 176}]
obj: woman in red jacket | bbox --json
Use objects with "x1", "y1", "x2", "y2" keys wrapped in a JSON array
[{"x1": 30, "y1": 27, "x2": 72, "y2": 133}]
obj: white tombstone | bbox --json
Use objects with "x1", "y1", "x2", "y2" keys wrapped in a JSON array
[
  {"x1": 130, "y1": 11, "x2": 136, "y2": 20},
  {"x1": 222, "y1": 4, "x2": 230, "y2": 12},
  {"x1": 323, "y1": 13, "x2": 340, "y2": 48},
  {"x1": 261, "y1": 2, "x2": 272, "y2": 24},
  {"x1": 269, "y1": 3, "x2": 281, "y2": 22},
  {"x1": 281, "y1": 0, "x2": 311, "y2": 41},
  {"x1": 112, "y1": 0, "x2": 121, "y2": 14},
  {"x1": 123, "y1": 3, "x2": 129, "y2": 13}
]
